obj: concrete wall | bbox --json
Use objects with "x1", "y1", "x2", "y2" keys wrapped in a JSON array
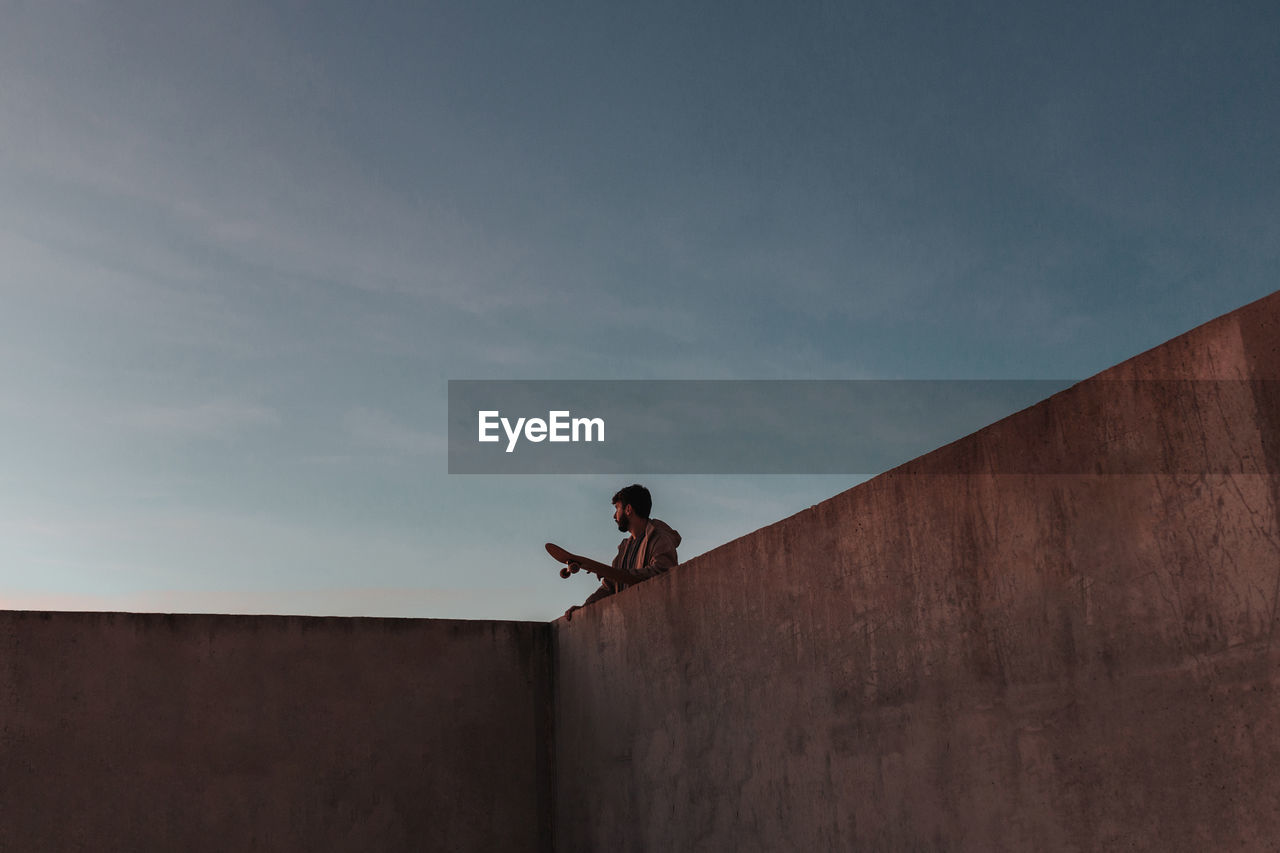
[
  {"x1": 0, "y1": 612, "x2": 553, "y2": 852},
  {"x1": 5, "y1": 292, "x2": 1279, "y2": 851},
  {"x1": 552, "y1": 290, "x2": 1280, "y2": 851}
]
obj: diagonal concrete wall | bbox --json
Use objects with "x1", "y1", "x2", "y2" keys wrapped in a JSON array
[
  {"x1": 0, "y1": 612, "x2": 553, "y2": 852},
  {"x1": 552, "y1": 290, "x2": 1280, "y2": 851}
]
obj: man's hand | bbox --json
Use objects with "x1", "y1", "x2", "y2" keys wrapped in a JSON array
[{"x1": 564, "y1": 605, "x2": 582, "y2": 621}]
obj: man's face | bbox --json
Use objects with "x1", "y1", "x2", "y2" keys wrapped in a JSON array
[{"x1": 613, "y1": 501, "x2": 630, "y2": 532}]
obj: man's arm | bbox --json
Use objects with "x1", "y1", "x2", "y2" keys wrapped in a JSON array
[
  {"x1": 566, "y1": 526, "x2": 679, "y2": 618},
  {"x1": 566, "y1": 555, "x2": 635, "y2": 586}
]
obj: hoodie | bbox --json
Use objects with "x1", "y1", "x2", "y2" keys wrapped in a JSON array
[{"x1": 582, "y1": 518, "x2": 682, "y2": 606}]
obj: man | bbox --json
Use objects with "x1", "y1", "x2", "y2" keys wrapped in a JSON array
[{"x1": 563, "y1": 484, "x2": 681, "y2": 621}]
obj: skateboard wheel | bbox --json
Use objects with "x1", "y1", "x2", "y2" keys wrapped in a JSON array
[
  {"x1": 570, "y1": 564, "x2": 580, "y2": 574},
  {"x1": 559, "y1": 567, "x2": 571, "y2": 579}
]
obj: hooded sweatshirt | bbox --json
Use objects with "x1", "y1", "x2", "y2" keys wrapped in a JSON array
[{"x1": 582, "y1": 518, "x2": 681, "y2": 606}]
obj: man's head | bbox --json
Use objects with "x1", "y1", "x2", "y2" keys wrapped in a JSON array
[{"x1": 612, "y1": 483, "x2": 652, "y2": 534}]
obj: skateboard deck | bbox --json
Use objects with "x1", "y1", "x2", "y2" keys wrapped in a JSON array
[{"x1": 546, "y1": 543, "x2": 616, "y2": 580}]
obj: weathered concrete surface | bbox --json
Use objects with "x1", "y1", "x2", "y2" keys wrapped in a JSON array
[
  {"x1": 553, "y1": 290, "x2": 1280, "y2": 851},
  {"x1": 0, "y1": 612, "x2": 553, "y2": 852}
]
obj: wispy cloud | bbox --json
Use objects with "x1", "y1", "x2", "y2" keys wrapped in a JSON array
[
  {"x1": 0, "y1": 31, "x2": 555, "y2": 318},
  {"x1": 343, "y1": 407, "x2": 445, "y2": 457},
  {"x1": 108, "y1": 400, "x2": 281, "y2": 438}
]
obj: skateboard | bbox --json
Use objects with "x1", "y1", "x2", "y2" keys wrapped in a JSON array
[{"x1": 545, "y1": 543, "x2": 615, "y2": 580}]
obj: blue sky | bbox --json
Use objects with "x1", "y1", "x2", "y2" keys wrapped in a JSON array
[{"x1": 2, "y1": 0, "x2": 1277, "y2": 620}]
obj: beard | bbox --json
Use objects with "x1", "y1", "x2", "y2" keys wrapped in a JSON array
[{"x1": 616, "y1": 516, "x2": 629, "y2": 532}]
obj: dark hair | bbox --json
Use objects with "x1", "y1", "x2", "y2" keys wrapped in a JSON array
[{"x1": 612, "y1": 484, "x2": 652, "y2": 519}]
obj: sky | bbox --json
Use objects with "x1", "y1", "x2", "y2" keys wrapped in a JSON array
[{"x1": 1, "y1": 0, "x2": 1277, "y2": 621}]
